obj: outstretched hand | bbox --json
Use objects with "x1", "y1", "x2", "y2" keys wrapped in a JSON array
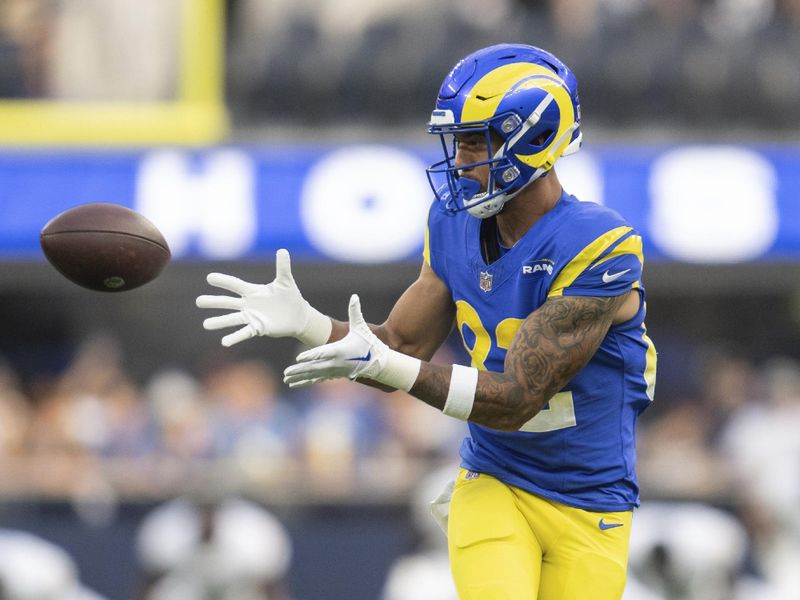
[
  {"x1": 282, "y1": 294, "x2": 389, "y2": 387},
  {"x1": 196, "y1": 249, "x2": 332, "y2": 347}
]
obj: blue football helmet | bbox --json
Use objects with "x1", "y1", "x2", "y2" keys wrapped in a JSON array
[{"x1": 426, "y1": 43, "x2": 582, "y2": 219}]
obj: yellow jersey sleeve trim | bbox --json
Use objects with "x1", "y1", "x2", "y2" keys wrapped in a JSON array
[
  {"x1": 642, "y1": 322, "x2": 657, "y2": 402},
  {"x1": 548, "y1": 226, "x2": 633, "y2": 298},
  {"x1": 589, "y1": 234, "x2": 644, "y2": 270},
  {"x1": 423, "y1": 222, "x2": 431, "y2": 266}
]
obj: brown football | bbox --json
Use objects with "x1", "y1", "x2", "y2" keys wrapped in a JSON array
[{"x1": 40, "y1": 203, "x2": 171, "y2": 292}]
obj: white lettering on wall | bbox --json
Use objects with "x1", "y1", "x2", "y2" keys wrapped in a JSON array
[
  {"x1": 648, "y1": 146, "x2": 778, "y2": 263},
  {"x1": 300, "y1": 146, "x2": 431, "y2": 263},
  {"x1": 135, "y1": 149, "x2": 257, "y2": 259}
]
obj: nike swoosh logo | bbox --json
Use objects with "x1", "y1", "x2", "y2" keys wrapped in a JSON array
[
  {"x1": 602, "y1": 269, "x2": 631, "y2": 283},
  {"x1": 598, "y1": 518, "x2": 624, "y2": 530},
  {"x1": 346, "y1": 351, "x2": 371, "y2": 362}
]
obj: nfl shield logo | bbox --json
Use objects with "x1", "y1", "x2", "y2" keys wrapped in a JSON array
[{"x1": 479, "y1": 271, "x2": 493, "y2": 292}]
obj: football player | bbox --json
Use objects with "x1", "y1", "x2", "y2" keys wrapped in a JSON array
[{"x1": 197, "y1": 43, "x2": 657, "y2": 600}]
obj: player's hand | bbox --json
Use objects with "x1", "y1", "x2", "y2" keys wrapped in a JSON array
[
  {"x1": 196, "y1": 249, "x2": 332, "y2": 348},
  {"x1": 283, "y1": 294, "x2": 390, "y2": 388}
]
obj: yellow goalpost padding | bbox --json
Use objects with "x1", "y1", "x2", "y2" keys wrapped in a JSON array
[{"x1": 0, "y1": 0, "x2": 228, "y2": 146}]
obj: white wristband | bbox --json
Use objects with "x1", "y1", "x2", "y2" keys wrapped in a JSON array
[
  {"x1": 443, "y1": 365, "x2": 478, "y2": 420},
  {"x1": 378, "y1": 349, "x2": 422, "y2": 392},
  {"x1": 297, "y1": 306, "x2": 333, "y2": 348}
]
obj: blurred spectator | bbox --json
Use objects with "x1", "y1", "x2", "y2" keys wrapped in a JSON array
[
  {"x1": 146, "y1": 368, "x2": 212, "y2": 461},
  {"x1": 224, "y1": 0, "x2": 800, "y2": 131},
  {"x1": 24, "y1": 335, "x2": 154, "y2": 457},
  {"x1": 95, "y1": 380, "x2": 156, "y2": 458},
  {"x1": 0, "y1": 332, "x2": 465, "y2": 500},
  {"x1": 752, "y1": 0, "x2": 800, "y2": 124},
  {"x1": 20, "y1": 335, "x2": 151, "y2": 497},
  {"x1": 1, "y1": 326, "x2": 799, "y2": 598},
  {"x1": 46, "y1": 0, "x2": 179, "y2": 101},
  {"x1": 135, "y1": 495, "x2": 292, "y2": 600},
  {"x1": 384, "y1": 390, "x2": 465, "y2": 462},
  {"x1": 2, "y1": 0, "x2": 799, "y2": 129},
  {"x1": 299, "y1": 377, "x2": 392, "y2": 491},
  {"x1": 0, "y1": 359, "x2": 30, "y2": 459},
  {"x1": 636, "y1": 400, "x2": 732, "y2": 500},
  {"x1": 204, "y1": 360, "x2": 301, "y2": 480},
  {"x1": 699, "y1": 346, "x2": 761, "y2": 432},
  {"x1": 719, "y1": 357, "x2": 800, "y2": 516},
  {"x1": 637, "y1": 345, "x2": 762, "y2": 501},
  {"x1": 718, "y1": 357, "x2": 800, "y2": 597},
  {"x1": 0, "y1": 529, "x2": 107, "y2": 600},
  {"x1": 1, "y1": 329, "x2": 799, "y2": 600},
  {"x1": 701, "y1": 0, "x2": 774, "y2": 42},
  {"x1": 0, "y1": 0, "x2": 179, "y2": 101},
  {"x1": 0, "y1": 0, "x2": 48, "y2": 96},
  {"x1": 383, "y1": 344, "x2": 467, "y2": 463},
  {"x1": 549, "y1": 0, "x2": 601, "y2": 40}
]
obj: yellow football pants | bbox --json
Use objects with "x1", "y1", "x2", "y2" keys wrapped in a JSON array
[{"x1": 448, "y1": 469, "x2": 632, "y2": 600}]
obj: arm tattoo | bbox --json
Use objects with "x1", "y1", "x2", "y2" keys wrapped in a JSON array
[{"x1": 410, "y1": 293, "x2": 629, "y2": 431}]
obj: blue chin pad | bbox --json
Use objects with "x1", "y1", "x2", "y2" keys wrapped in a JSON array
[
  {"x1": 456, "y1": 177, "x2": 481, "y2": 206},
  {"x1": 436, "y1": 178, "x2": 483, "y2": 213}
]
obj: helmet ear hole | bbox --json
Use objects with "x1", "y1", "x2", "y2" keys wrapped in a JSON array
[{"x1": 534, "y1": 129, "x2": 554, "y2": 147}]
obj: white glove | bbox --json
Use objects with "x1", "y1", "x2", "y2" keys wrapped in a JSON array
[
  {"x1": 195, "y1": 249, "x2": 332, "y2": 348},
  {"x1": 282, "y1": 294, "x2": 420, "y2": 391}
]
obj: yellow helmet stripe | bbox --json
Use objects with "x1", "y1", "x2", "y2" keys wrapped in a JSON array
[
  {"x1": 513, "y1": 77, "x2": 576, "y2": 168},
  {"x1": 461, "y1": 63, "x2": 569, "y2": 122},
  {"x1": 460, "y1": 63, "x2": 577, "y2": 171}
]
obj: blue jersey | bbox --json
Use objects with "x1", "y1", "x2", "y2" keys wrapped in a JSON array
[{"x1": 425, "y1": 191, "x2": 656, "y2": 511}]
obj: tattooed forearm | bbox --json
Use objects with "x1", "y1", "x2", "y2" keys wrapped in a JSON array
[
  {"x1": 411, "y1": 362, "x2": 526, "y2": 429},
  {"x1": 410, "y1": 293, "x2": 630, "y2": 431},
  {"x1": 492, "y1": 294, "x2": 628, "y2": 427},
  {"x1": 409, "y1": 363, "x2": 451, "y2": 411}
]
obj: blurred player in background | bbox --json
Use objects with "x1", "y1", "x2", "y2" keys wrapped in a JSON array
[
  {"x1": 381, "y1": 465, "x2": 459, "y2": 600},
  {"x1": 135, "y1": 494, "x2": 292, "y2": 600},
  {"x1": 0, "y1": 529, "x2": 106, "y2": 600},
  {"x1": 198, "y1": 43, "x2": 657, "y2": 600}
]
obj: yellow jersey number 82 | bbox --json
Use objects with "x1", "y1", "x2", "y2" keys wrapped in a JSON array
[{"x1": 456, "y1": 300, "x2": 576, "y2": 433}]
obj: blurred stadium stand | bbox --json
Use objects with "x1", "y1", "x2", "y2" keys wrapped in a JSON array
[
  {"x1": 225, "y1": 0, "x2": 800, "y2": 136},
  {"x1": 2, "y1": 1, "x2": 800, "y2": 599}
]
